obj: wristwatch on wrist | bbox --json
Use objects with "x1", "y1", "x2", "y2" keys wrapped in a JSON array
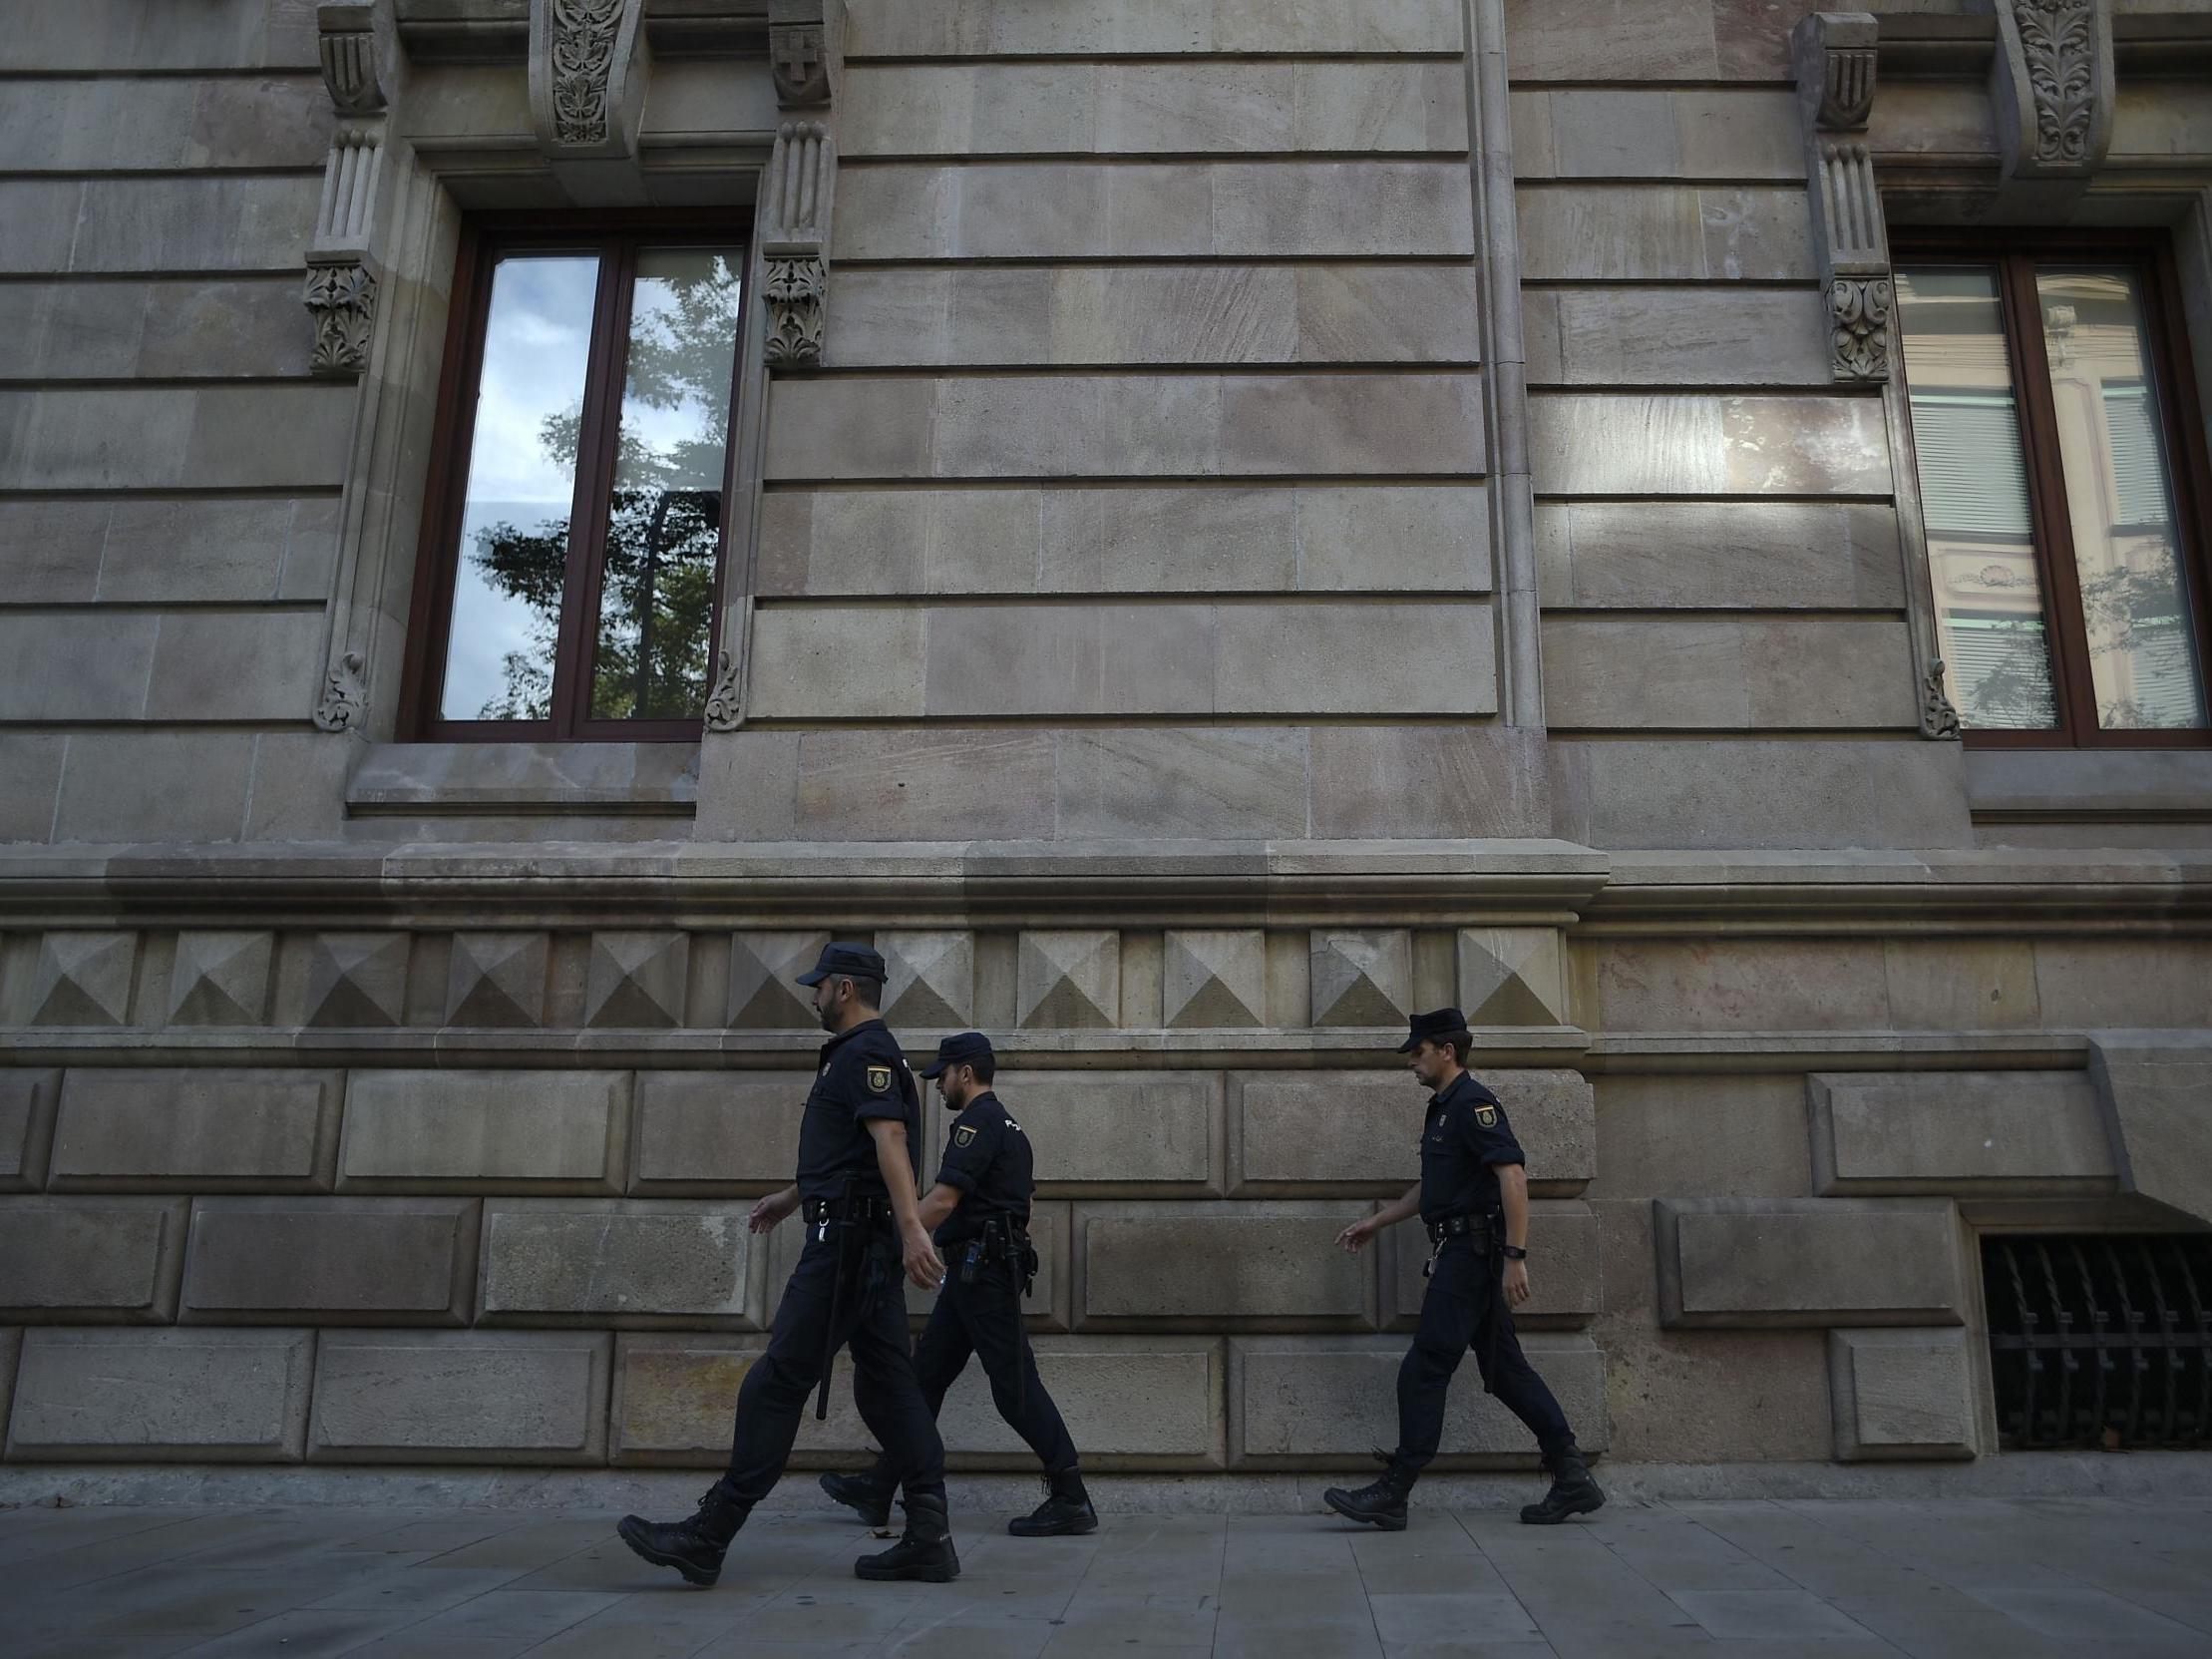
[{"x1": 1500, "y1": 1243, "x2": 1529, "y2": 1260}]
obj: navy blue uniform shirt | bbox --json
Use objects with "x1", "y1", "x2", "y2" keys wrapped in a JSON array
[
  {"x1": 795, "y1": 1018, "x2": 920, "y2": 1204},
  {"x1": 1417, "y1": 1069, "x2": 1525, "y2": 1222},
  {"x1": 928, "y1": 1090, "x2": 1032, "y2": 1247}
]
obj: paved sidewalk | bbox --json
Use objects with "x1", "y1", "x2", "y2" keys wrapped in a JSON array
[{"x1": 3, "y1": 1495, "x2": 2209, "y2": 1658}]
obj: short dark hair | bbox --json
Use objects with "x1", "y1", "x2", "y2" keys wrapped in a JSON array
[
  {"x1": 1426, "y1": 1030, "x2": 1473, "y2": 1065},
  {"x1": 963, "y1": 1053, "x2": 996, "y2": 1084},
  {"x1": 839, "y1": 974, "x2": 885, "y2": 1009}
]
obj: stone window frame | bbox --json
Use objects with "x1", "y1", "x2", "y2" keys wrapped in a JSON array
[
  {"x1": 1889, "y1": 225, "x2": 2212, "y2": 752},
  {"x1": 393, "y1": 210, "x2": 757, "y2": 744}
]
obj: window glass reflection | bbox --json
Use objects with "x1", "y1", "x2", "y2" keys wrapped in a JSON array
[
  {"x1": 2034, "y1": 267, "x2": 2208, "y2": 729},
  {"x1": 1897, "y1": 265, "x2": 2061, "y2": 730},
  {"x1": 589, "y1": 248, "x2": 745, "y2": 721},
  {"x1": 440, "y1": 253, "x2": 600, "y2": 722}
]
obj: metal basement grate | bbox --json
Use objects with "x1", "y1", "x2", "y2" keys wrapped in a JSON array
[{"x1": 1983, "y1": 1234, "x2": 2212, "y2": 1451}]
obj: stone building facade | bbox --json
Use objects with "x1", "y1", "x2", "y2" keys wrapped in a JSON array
[{"x1": 0, "y1": 0, "x2": 2209, "y2": 1491}]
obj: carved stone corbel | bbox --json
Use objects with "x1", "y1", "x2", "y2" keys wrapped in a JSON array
[
  {"x1": 304, "y1": 5, "x2": 405, "y2": 380},
  {"x1": 529, "y1": 0, "x2": 650, "y2": 162},
  {"x1": 770, "y1": 0, "x2": 831, "y2": 107},
  {"x1": 1991, "y1": 0, "x2": 2114, "y2": 181},
  {"x1": 1792, "y1": 13, "x2": 1893, "y2": 384},
  {"x1": 313, "y1": 650, "x2": 371, "y2": 733},
  {"x1": 760, "y1": 121, "x2": 836, "y2": 370}
]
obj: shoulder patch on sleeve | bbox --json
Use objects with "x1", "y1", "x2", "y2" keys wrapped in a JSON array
[
  {"x1": 953, "y1": 1123, "x2": 977, "y2": 1148},
  {"x1": 1474, "y1": 1103, "x2": 1498, "y2": 1128},
  {"x1": 866, "y1": 1063, "x2": 893, "y2": 1095}
]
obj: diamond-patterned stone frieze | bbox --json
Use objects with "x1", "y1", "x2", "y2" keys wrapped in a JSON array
[
  {"x1": 304, "y1": 933, "x2": 409, "y2": 1028},
  {"x1": 1458, "y1": 928, "x2": 1568, "y2": 1027},
  {"x1": 167, "y1": 931, "x2": 273, "y2": 1026},
  {"x1": 1164, "y1": 930, "x2": 1266, "y2": 1029},
  {"x1": 1309, "y1": 930, "x2": 1412, "y2": 1028},
  {"x1": 1017, "y1": 931, "x2": 1120, "y2": 1030},
  {"x1": 881, "y1": 932, "x2": 974, "y2": 1028},
  {"x1": 585, "y1": 931, "x2": 689, "y2": 1029},
  {"x1": 446, "y1": 932, "x2": 550, "y2": 1028},
  {"x1": 27, "y1": 932, "x2": 136, "y2": 1028},
  {"x1": 727, "y1": 931, "x2": 831, "y2": 1029}
]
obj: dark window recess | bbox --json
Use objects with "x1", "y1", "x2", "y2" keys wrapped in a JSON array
[{"x1": 1984, "y1": 1234, "x2": 2212, "y2": 1451}]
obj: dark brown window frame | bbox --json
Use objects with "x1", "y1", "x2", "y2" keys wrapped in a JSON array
[
  {"x1": 1892, "y1": 228, "x2": 2212, "y2": 749},
  {"x1": 397, "y1": 210, "x2": 752, "y2": 742}
]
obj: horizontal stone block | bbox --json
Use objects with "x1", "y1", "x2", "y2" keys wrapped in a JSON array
[
  {"x1": 339, "y1": 1070, "x2": 629, "y2": 1192},
  {"x1": 1828, "y1": 1328, "x2": 1978, "y2": 1461},
  {"x1": 1809, "y1": 1072, "x2": 2112, "y2": 1196},
  {"x1": 1529, "y1": 287, "x2": 1829, "y2": 387},
  {"x1": 2091, "y1": 1032, "x2": 2212, "y2": 1228},
  {"x1": 1588, "y1": 939, "x2": 1893, "y2": 1034},
  {"x1": 182, "y1": 1198, "x2": 478, "y2": 1325},
  {"x1": 0, "y1": 2, "x2": 319, "y2": 72},
  {"x1": 1078, "y1": 1200, "x2": 1374, "y2": 1329},
  {"x1": 612, "y1": 1332, "x2": 1225, "y2": 1469},
  {"x1": 998, "y1": 1072, "x2": 1222, "y2": 1194},
  {"x1": 1230, "y1": 1335, "x2": 1607, "y2": 1466},
  {"x1": 1551, "y1": 737, "x2": 1973, "y2": 851},
  {"x1": 766, "y1": 373, "x2": 1485, "y2": 481},
  {"x1": 1518, "y1": 186, "x2": 1812, "y2": 281},
  {"x1": 0, "y1": 176, "x2": 324, "y2": 274},
  {"x1": 846, "y1": 0, "x2": 1464, "y2": 54},
  {"x1": 0, "y1": 613, "x2": 156, "y2": 721},
  {"x1": 834, "y1": 164, "x2": 1476, "y2": 261},
  {"x1": 628, "y1": 1071, "x2": 809, "y2": 1193},
  {"x1": 0, "y1": 1069, "x2": 60, "y2": 1191},
  {"x1": 0, "y1": 75, "x2": 329, "y2": 173},
  {"x1": 1386, "y1": 1202, "x2": 1600, "y2": 1328},
  {"x1": 480, "y1": 1200, "x2": 762, "y2": 1328},
  {"x1": 1544, "y1": 617, "x2": 1917, "y2": 730},
  {"x1": 0, "y1": 1196, "x2": 185, "y2": 1322},
  {"x1": 52, "y1": 731, "x2": 256, "y2": 843},
  {"x1": 1530, "y1": 394, "x2": 1888, "y2": 498},
  {"x1": 6, "y1": 1328, "x2": 313, "y2": 1463},
  {"x1": 0, "y1": 385, "x2": 354, "y2": 491},
  {"x1": 792, "y1": 729, "x2": 1059, "y2": 841},
  {"x1": 1057, "y1": 727, "x2": 1310, "y2": 840},
  {"x1": 1308, "y1": 723, "x2": 1552, "y2": 839},
  {"x1": 1514, "y1": 87, "x2": 1801, "y2": 181},
  {"x1": 830, "y1": 265, "x2": 1481, "y2": 368},
  {"x1": 1228, "y1": 1070, "x2": 1593, "y2": 1196},
  {"x1": 50, "y1": 1068, "x2": 341, "y2": 1192},
  {"x1": 761, "y1": 484, "x2": 1488, "y2": 598},
  {"x1": 845, "y1": 61, "x2": 1468, "y2": 156},
  {"x1": 0, "y1": 279, "x2": 313, "y2": 382},
  {"x1": 1656, "y1": 1198, "x2": 1967, "y2": 1330},
  {"x1": 309, "y1": 1331, "x2": 612, "y2": 1464},
  {"x1": 1537, "y1": 502, "x2": 1904, "y2": 611},
  {"x1": 145, "y1": 608, "x2": 321, "y2": 722}
]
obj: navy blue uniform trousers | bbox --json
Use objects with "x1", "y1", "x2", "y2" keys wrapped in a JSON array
[
  {"x1": 1396, "y1": 1236, "x2": 1574, "y2": 1469},
  {"x1": 720, "y1": 1229, "x2": 946, "y2": 1509},
  {"x1": 906, "y1": 1259, "x2": 1078, "y2": 1475}
]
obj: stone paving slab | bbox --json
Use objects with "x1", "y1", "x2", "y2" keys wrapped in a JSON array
[{"x1": 0, "y1": 1495, "x2": 2208, "y2": 1657}]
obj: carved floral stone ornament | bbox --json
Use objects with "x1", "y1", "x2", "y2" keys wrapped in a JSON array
[
  {"x1": 1829, "y1": 274, "x2": 1893, "y2": 381},
  {"x1": 312, "y1": 650, "x2": 371, "y2": 733},
  {"x1": 1921, "y1": 660, "x2": 1963, "y2": 741},
  {"x1": 549, "y1": 0, "x2": 626, "y2": 145},
  {"x1": 764, "y1": 256, "x2": 827, "y2": 368},
  {"x1": 1992, "y1": 0, "x2": 2114, "y2": 180},
  {"x1": 759, "y1": 120, "x2": 837, "y2": 373},
  {"x1": 304, "y1": 260, "x2": 379, "y2": 376},
  {"x1": 703, "y1": 648, "x2": 746, "y2": 732}
]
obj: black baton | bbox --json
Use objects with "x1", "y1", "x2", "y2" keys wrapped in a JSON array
[{"x1": 814, "y1": 1175, "x2": 858, "y2": 1421}]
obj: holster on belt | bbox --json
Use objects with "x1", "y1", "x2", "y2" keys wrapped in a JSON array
[{"x1": 1423, "y1": 1209, "x2": 1505, "y2": 1396}]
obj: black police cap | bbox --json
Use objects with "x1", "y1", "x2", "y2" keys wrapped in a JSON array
[
  {"x1": 1396, "y1": 1007, "x2": 1472, "y2": 1053},
  {"x1": 920, "y1": 1031, "x2": 994, "y2": 1079},
  {"x1": 795, "y1": 940, "x2": 887, "y2": 987}
]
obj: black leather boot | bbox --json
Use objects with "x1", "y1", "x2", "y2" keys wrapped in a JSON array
[
  {"x1": 1519, "y1": 1447, "x2": 1605, "y2": 1525},
  {"x1": 1008, "y1": 1468, "x2": 1098, "y2": 1537},
  {"x1": 1322, "y1": 1451, "x2": 1416, "y2": 1531},
  {"x1": 820, "y1": 1464, "x2": 895, "y2": 1528},
  {"x1": 616, "y1": 1484, "x2": 748, "y2": 1586},
  {"x1": 855, "y1": 1490, "x2": 960, "y2": 1582}
]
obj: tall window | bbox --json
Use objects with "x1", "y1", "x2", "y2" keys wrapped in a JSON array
[
  {"x1": 402, "y1": 221, "x2": 747, "y2": 739},
  {"x1": 1894, "y1": 236, "x2": 2212, "y2": 746}
]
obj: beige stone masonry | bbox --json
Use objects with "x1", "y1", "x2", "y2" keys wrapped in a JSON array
[
  {"x1": 180, "y1": 1196, "x2": 480, "y2": 1326},
  {"x1": 994, "y1": 1071, "x2": 1220, "y2": 1194},
  {"x1": 1512, "y1": 88, "x2": 1802, "y2": 181},
  {"x1": 1827, "y1": 1328, "x2": 1978, "y2": 1461},
  {"x1": 0, "y1": 1070, "x2": 59, "y2": 1192},
  {"x1": 1655, "y1": 1197, "x2": 1967, "y2": 1330},
  {"x1": 1545, "y1": 616, "x2": 1918, "y2": 731},
  {"x1": 1076, "y1": 1200, "x2": 1376, "y2": 1330},
  {"x1": 844, "y1": 1, "x2": 1466, "y2": 58},
  {"x1": 1229, "y1": 1335, "x2": 1608, "y2": 1466},
  {"x1": 1808, "y1": 1071, "x2": 2112, "y2": 1197},
  {"x1": 49, "y1": 1068, "x2": 342, "y2": 1192},
  {"x1": 628, "y1": 1071, "x2": 813, "y2": 1194},
  {"x1": 1517, "y1": 187, "x2": 1812, "y2": 282},
  {"x1": 1536, "y1": 502, "x2": 1904, "y2": 611},
  {"x1": 2090, "y1": 1033, "x2": 2212, "y2": 1227},
  {"x1": 309, "y1": 1330, "x2": 613, "y2": 1464},
  {"x1": 6, "y1": 1327, "x2": 315, "y2": 1463},
  {"x1": 1386, "y1": 1202, "x2": 1600, "y2": 1329},
  {"x1": 0, "y1": 1196, "x2": 187, "y2": 1323},
  {"x1": 611, "y1": 1331, "x2": 1226, "y2": 1469},
  {"x1": 479, "y1": 1199, "x2": 765, "y2": 1328},
  {"x1": 338, "y1": 1070, "x2": 630, "y2": 1193}
]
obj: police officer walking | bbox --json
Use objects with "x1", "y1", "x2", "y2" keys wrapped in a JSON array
[
  {"x1": 1323, "y1": 1008, "x2": 1604, "y2": 1530},
  {"x1": 821, "y1": 1032, "x2": 1097, "y2": 1537},
  {"x1": 617, "y1": 943, "x2": 960, "y2": 1585}
]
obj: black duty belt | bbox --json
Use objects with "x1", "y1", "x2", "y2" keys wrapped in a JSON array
[
  {"x1": 1424, "y1": 1212, "x2": 1491, "y2": 1248},
  {"x1": 804, "y1": 1194, "x2": 891, "y2": 1229}
]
